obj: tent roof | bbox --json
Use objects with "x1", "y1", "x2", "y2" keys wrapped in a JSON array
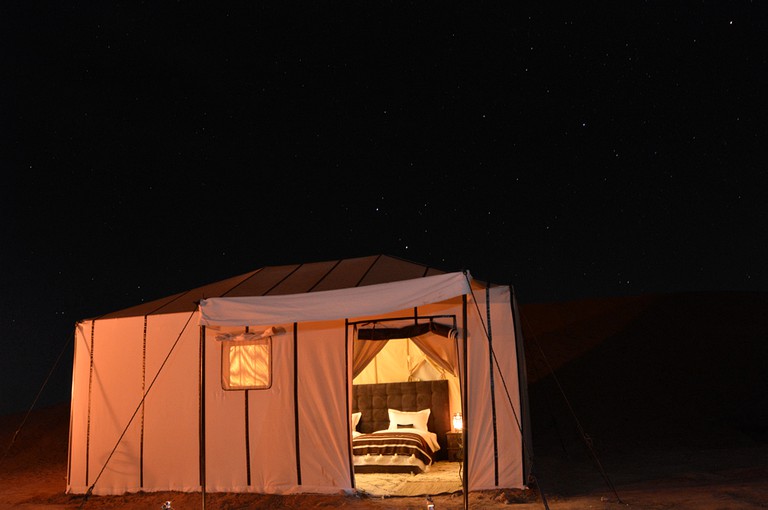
[{"x1": 92, "y1": 254, "x2": 488, "y2": 320}]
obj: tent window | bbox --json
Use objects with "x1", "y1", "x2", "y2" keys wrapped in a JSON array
[{"x1": 221, "y1": 337, "x2": 272, "y2": 390}]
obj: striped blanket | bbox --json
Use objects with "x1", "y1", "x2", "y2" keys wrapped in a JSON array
[{"x1": 352, "y1": 431, "x2": 435, "y2": 468}]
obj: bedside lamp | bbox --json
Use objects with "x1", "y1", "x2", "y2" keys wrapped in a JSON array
[{"x1": 452, "y1": 412, "x2": 463, "y2": 431}]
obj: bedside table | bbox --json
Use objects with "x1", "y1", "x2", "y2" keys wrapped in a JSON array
[{"x1": 446, "y1": 431, "x2": 463, "y2": 461}]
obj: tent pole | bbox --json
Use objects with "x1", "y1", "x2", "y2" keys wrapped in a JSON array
[
  {"x1": 462, "y1": 293, "x2": 469, "y2": 510},
  {"x1": 199, "y1": 325, "x2": 206, "y2": 510},
  {"x1": 345, "y1": 320, "x2": 355, "y2": 488}
]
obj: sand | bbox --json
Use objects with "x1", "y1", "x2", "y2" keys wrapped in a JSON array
[{"x1": 2, "y1": 292, "x2": 766, "y2": 509}]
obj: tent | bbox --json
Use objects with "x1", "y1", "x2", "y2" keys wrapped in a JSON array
[{"x1": 67, "y1": 255, "x2": 532, "y2": 500}]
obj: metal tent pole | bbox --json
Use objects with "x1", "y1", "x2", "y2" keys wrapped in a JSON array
[
  {"x1": 462, "y1": 293, "x2": 469, "y2": 510},
  {"x1": 199, "y1": 325, "x2": 206, "y2": 510}
]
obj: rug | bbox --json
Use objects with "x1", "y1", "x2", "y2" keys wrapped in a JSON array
[{"x1": 354, "y1": 461, "x2": 464, "y2": 497}]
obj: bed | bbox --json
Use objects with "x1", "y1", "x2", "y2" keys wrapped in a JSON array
[{"x1": 351, "y1": 380, "x2": 451, "y2": 474}]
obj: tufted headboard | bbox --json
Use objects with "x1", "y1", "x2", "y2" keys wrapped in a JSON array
[{"x1": 352, "y1": 380, "x2": 451, "y2": 458}]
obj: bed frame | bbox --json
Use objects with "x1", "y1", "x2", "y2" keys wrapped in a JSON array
[{"x1": 352, "y1": 379, "x2": 451, "y2": 461}]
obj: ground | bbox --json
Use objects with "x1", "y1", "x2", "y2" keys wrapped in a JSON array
[{"x1": 1, "y1": 420, "x2": 766, "y2": 510}]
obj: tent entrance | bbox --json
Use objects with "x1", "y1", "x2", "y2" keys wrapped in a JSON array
[{"x1": 350, "y1": 315, "x2": 464, "y2": 495}]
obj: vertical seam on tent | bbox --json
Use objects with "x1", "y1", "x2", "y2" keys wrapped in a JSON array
[
  {"x1": 85, "y1": 321, "x2": 95, "y2": 486},
  {"x1": 487, "y1": 285, "x2": 499, "y2": 486},
  {"x1": 140, "y1": 316, "x2": 147, "y2": 489},
  {"x1": 293, "y1": 322, "x2": 302, "y2": 486},
  {"x1": 244, "y1": 326, "x2": 251, "y2": 486}
]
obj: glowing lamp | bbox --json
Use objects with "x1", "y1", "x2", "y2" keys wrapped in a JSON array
[{"x1": 452, "y1": 412, "x2": 463, "y2": 431}]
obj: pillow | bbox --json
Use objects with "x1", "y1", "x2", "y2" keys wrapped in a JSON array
[
  {"x1": 388, "y1": 408, "x2": 430, "y2": 432},
  {"x1": 351, "y1": 412, "x2": 362, "y2": 431}
]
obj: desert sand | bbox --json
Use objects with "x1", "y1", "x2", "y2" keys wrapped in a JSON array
[{"x1": 2, "y1": 292, "x2": 766, "y2": 509}]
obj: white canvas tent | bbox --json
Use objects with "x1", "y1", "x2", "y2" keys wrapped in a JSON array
[{"x1": 67, "y1": 255, "x2": 532, "y2": 501}]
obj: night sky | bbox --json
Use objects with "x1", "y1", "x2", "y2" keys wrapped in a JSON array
[{"x1": 2, "y1": 2, "x2": 767, "y2": 413}]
